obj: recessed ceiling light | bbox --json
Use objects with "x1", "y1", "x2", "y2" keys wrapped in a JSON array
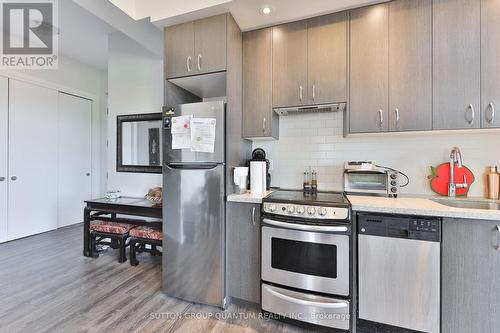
[{"x1": 260, "y1": 6, "x2": 272, "y2": 15}]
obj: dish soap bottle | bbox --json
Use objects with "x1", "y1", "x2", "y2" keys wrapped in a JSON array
[{"x1": 487, "y1": 166, "x2": 499, "y2": 200}]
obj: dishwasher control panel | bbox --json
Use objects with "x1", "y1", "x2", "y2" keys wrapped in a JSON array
[{"x1": 358, "y1": 213, "x2": 441, "y2": 242}]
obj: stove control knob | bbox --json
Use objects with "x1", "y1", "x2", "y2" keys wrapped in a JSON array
[
  {"x1": 297, "y1": 206, "x2": 305, "y2": 215},
  {"x1": 268, "y1": 204, "x2": 276, "y2": 212},
  {"x1": 288, "y1": 206, "x2": 295, "y2": 214},
  {"x1": 319, "y1": 208, "x2": 328, "y2": 216},
  {"x1": 307, "y1": 207, "x2": 316, "y2": 216}
]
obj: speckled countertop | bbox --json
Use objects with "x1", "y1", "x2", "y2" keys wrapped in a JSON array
[
  {"x1": 348, "y1": 195, "x2": 500, "y2": 221},
  {"x1": 227, "y1": 189, "x2": 500, "y2": 220},
  {"x1": 227, "y1": 190, "x2": 274, "y2": 204}
]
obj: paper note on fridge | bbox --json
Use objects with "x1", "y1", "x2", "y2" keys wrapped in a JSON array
[
  {"x1": 171, "y1": 115, "x2": 192, "y2": 149},
  {"x1": 190, "y1": 118, "x2": 216, "y2": 153}
]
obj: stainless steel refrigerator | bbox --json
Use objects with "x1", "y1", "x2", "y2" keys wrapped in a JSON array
[{"x1": 162, "y1": 100, "x2": 226, "y2": 308}]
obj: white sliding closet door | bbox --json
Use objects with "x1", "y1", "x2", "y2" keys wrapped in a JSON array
[
  {"x1": 58, "y1": 93, "x2": 92, "y2": 227},
  {"x1": 8, "y1": 79, "x2": 58, "y2": 240},
  {"x1": 0, "y1": 77, "x2": 8, "y2": 243}
]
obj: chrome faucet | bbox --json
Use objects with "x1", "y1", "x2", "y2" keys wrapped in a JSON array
[{"x1": 448, "y1": 147, "x2": 468, "y2": 197}]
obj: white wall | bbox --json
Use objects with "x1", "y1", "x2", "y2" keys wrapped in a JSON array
[
  {"x1": 107, "y1": 32, "x2": 163, "y2": 196},
  {"x1": 254, "y1": 112, "x2": 500, "y2": 198},
  {"x1": 1, "y1": 55, "x2": 107, "y2": 198}
]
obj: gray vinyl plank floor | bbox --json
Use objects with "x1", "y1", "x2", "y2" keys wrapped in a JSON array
[{"x1": 0, "y1": 224, "x2": 316, "y2": 333}]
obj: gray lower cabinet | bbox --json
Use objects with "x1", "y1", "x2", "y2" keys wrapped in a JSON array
[
  {"x1": 433, "y1": 0, "x2": 481, "y2": 130},
  {"x1": 442, "y1": 218, "x2": 500, "y2": 333},
  {"x1": 227, "y1": 203, "x2": 261, "y2": 304},
  {"x1": 349, "y1": 3, "x2": 389, "y2": 133}
]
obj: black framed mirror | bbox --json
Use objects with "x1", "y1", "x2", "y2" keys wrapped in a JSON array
[{"x1": 117, "y1": 113, "x2": 163, "y2": 174}]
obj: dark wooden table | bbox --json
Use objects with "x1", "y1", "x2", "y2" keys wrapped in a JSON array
[{"x1": 83, "y1": 197, "x2": 162, "y2": 257}]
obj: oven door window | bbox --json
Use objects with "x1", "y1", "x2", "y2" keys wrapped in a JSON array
[{"x1": 271, "y1": 238, "x2": 337, "y2": 278}]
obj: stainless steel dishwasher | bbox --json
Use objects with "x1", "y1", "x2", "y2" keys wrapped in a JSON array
[{"x1": 357, "y1": 213, "x2": 441, "y2": 333}]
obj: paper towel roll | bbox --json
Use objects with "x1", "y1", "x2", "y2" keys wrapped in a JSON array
[{"x1": 250, "y1": 161, "x2": 267, "y2": 194}]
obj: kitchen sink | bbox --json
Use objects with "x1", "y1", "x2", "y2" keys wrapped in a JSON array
[{"x1": 432, "y1": 198, "x2": 500, "y2": 210}]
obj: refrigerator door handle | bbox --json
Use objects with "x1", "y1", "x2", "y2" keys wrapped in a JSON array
[{"x1": 166, "y1": 163, "x2": 220, "y2": 170}]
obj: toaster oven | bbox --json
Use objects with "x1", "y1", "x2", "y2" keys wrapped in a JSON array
[{"x1": 344, "y1": 168, "x2": 400, "y2": 197}]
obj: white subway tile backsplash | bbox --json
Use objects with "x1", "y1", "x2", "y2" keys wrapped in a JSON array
[{"x1": 253, "y1": 113, "x2": 500, "y2": 197}]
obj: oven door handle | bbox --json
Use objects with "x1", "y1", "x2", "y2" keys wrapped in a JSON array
[
  {"x1": 264, "y1": 285, "x2": 349, "y2": 309},
  {"x1": 262, "y1": 218, "x2": 348, "y2": 233}
]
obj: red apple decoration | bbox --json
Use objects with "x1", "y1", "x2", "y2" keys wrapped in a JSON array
[{"x1": 428, "y1": 163, "x2": 475, "y2": 196}]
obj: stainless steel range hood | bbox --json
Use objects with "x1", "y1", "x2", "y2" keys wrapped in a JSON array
[{"x1": 273, "y1": 102, "x2": 346, "y2": 116}]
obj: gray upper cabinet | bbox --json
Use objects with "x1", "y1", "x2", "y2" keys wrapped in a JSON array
[
  {"x1": 433, "y1": 0, "x2": 481, "y2": 130},
  {"x1": 388, "y1": 0, "x2": 432, "y2": 132},
  {"x1": 481, "y1": 0, "x2": 500, "y2": 128},
  {"x1": 349, "y1": 3, "x2": 389, "y2": 133},
  {"x1": 307, "y1": 12, "x2": 347, "y2": 105},
  {"x1": 194, "y1": 15, "x2": 227, "y2": 75},
  {"x1": 242, "y1": 28, "x2": 278, "y2": 139},
  {"x1": 227, "y1": 203, "x2": 261, "y2": 305},
  {"x1": 165, "y1": 22, "x2": 195, "y2": 79},
  {"x1": 272, "y1": 21, "x2": 308, "y2": 108},
  {"x1": 442, "y1": 218, "x2": 500, "y2": 333},
  {"x1": 165, "y1": 14, "x2": 227, "y2": 79}
]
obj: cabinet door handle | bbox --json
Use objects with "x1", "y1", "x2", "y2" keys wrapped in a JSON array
[
  {"x1": 487, "y1": 102, "x2": 495, "y2": 124},
  {"x1": 496, "y1": 225, "x2": 500, "y2": 251},
  {"x1": 186, "y1": 56, "x2": 192, "y2": 72},
  {"x1": 466, "y1": 104, "x2": 475, "y2": 125},
  {"x1": 262, "y1": 117, "x2": 266, "y2": 132},
  {"x1": 299, "y1": 85, "x2": 303, "y2": 102},
  {"x1": 0, "y1": 177, "x2": 5, "y2": 182},
  {"x1": 395, "y1": 108, "x2": 400, "y2": 128},
  {"x1": 251, "y1": 207, "x2": 256, "y2": 226},
  {"x1": 197, "y1": 54, "x2": 202, "y2": 71},
  {"x1": 11, "y1": 176, "x2": 17, "y2": 181},
  {"x1": 378, "y1": 109, "x2": 383, "y2": 128},
  {"x1": 312, "y1": 85, "x2": 316, "y2": 101}
]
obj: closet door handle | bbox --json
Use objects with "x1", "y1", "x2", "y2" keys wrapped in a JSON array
[
  {"x1": 197, "y1": 54, "x2": 202, "y2": 71},
  {"x1": 466, "y1": 104, "x2": 475, "y2": 125},
  {"x1": 186, "y1": 56, "x2": 192, "y2": 72},
  {"x1": 378, "y1": 109, "x2": 383, "y2": 128},
  {"x1": 487, "y1": 102, "x2": 495, "y2": 124},
  {"x1": 11, "y1": 176, "x2": 17, "y2": 181}
]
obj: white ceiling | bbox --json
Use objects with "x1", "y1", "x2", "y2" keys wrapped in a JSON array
[
  {"x1": 58, "y1": 0, "x2": 116, "y2": 70},
  {"x1": 109, "y1": 0, "x2": 387, "y2": 31}
]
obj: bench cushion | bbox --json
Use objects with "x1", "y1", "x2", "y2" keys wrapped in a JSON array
[
  {"x1": 90, "y1": 221, "x2": 134, "y2": 234},
  {"x1": 129, "y1": 226, "x2": 163, "y2": 240}
]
